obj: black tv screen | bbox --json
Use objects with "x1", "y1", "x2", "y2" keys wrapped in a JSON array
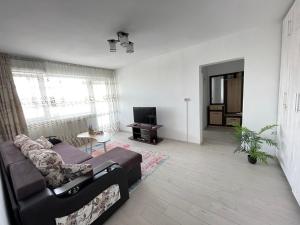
[{"x1": 133, "y1": 107, "x2": 157, "y2": 125}]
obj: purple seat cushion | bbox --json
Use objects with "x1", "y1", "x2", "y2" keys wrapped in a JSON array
[
  {"x1": 0, "y1": 141, "x2": 26, "y2": 171},
  {"x1": 52, "y1": 142, "x2": 92, "y2": 164},
  {"x1": 9, "y1": 160, "x2": 46, "y2": 200},
  {"x1": 85, "y1": 147, "x2": 142, "y2": 172}
]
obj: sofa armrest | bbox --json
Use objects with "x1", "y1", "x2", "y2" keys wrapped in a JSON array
[
  {"x1": 18, "y1": 163, "x2": 129, "y2": 225},
  {"x1": 53, "y1": 160, "x2": 119, "y2": 197},
  {"x1": 52, "y1": 175, "x2": 92, "y2": 197},
  {"x1": 93, "y1": 160, "x2": 119, "y2": 174}
]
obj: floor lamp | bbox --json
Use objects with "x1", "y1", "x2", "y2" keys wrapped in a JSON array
[{"x1": 184, "y1": 98, "x2": 190, "y2": 143}]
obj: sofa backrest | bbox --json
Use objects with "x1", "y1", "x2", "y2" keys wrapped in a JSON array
[
  {"x1": 0, "y1": 142, "x2": 46, "y2": 200},
  {"x1": 9, "y1": 160, "x2": 46, "y2": 200},
  {"x1": 0, "y1": 141, "x2": 26, "y2": 170},
  {"x1": 52, "y1": 142, "x2": 92, "y2": 164}
]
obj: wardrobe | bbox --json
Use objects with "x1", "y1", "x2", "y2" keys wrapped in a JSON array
[{"x1": 277, "y1": 0, "x2": 300, "y2": 205}]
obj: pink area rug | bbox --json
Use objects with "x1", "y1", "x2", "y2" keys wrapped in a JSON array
[{"x1": 90, "y1": 141, "x2": 168, "y2": 180}]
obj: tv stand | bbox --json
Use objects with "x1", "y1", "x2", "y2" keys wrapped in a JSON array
[{"x1": 127, "y1": 123, "x2": 163, "y2": 145}]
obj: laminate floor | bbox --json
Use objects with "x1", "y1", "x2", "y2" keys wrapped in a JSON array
[{"x1": 104, "y1": 131, "x2": 300, "y2": 225}]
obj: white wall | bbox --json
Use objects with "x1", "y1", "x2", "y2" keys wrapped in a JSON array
[
  {"x1": 202, "y1": 59, "x2": 245, "y2": 128},
  {"x1": 204, "y1": 59, "x2": 245, "y2": 76},
  {"x1": 117, "y1": 24, "x2": 281, "y2": 144}
]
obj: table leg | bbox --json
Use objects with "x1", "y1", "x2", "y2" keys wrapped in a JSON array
[
  {"x1": 104, "y1": 142, "x2": 107, "y2": 152},
  {"x1": 90, "y1": 141, "x2": 93, "y2": 154}
]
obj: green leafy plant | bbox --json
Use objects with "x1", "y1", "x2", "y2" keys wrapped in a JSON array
[{"x1": 233, "y1": 124, "x2": 278, "y2": 164}]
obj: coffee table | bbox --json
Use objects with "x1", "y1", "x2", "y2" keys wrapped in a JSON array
[{"x1": 77, "y1": 132, "x2": 111, "y2": 153}]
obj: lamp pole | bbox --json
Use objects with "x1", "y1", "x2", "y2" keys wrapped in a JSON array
[{"x1": 184, "y1": 98, "x2": 190, "y2": 143}]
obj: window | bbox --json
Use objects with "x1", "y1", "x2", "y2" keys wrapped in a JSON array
[
  {"x1": 13, "y1": 75, "x2": 45, "y2": 120},
  {"x1": 13, "y1": 74, "x2": 96, "y2": 122},
  {"x1": 45, "y1": 76, "x2": 91, "y2": 118},
  {"x1": 92, "y1": 81, "x2": 110, "y2": 127},
  {"x1": 11, "y1": 60, "x2": 119, "y2": 133},
  {"x1": 11, "y1": 59, "x2": 118, "y2": 146}
]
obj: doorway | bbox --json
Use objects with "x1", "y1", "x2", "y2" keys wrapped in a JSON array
[{"x1": 200, "y1": 59, "x2": 244, "y2": 144}]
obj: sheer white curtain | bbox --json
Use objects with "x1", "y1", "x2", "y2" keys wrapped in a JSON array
[{"x1": 10, "y1": 58, "x2": 119, "y2": 146}]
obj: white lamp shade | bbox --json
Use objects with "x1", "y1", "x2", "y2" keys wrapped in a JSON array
[
  {"x1": 107, "y1": 39, "x2": 117, "y2": 52},
  {"x1": 118, "y1": 32, "x2": 129, "y2": 47},
  {"x1": 126, "y1": 42, "x2": 134, "y2": 53}
]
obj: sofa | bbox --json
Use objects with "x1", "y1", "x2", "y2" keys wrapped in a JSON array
[{"x1": 0, "y1": 141, "x2": 142, "y2": 225}]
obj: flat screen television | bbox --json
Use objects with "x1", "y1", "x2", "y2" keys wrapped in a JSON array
[{"x1": 133, "y1": 107, "x2": 157, "y2": 125}]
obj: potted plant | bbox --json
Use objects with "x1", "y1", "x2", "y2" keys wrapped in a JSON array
[{"x1": 233, "y1": 124, "x2": 278, "y2": 164}]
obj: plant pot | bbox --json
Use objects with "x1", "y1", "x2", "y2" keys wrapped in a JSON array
[{"x1": 248, "y1": 155, "x2": 257, "y2": 164}]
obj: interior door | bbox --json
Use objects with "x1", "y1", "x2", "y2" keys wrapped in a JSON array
[
  {"x1": 278, "y1": 9, "x2": 295, "y2": 172},
  {"x1": 225, "y1": 73, "x2": 243, "y2": 113},
  {"x1": 277, "y1": 16, "x2": 288, "y2": 143}
]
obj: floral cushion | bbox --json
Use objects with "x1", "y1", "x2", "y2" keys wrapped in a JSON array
[
  {"x1": 28, "y1": 150, "x2": 92, "y2": 188},
  {"x1": 28, "y1": 149, "x2": 65, "y2": 188},
  {"x1": 14, "y1": 134, "x2": 30, "y2": 148},
  {"x1": 61, "y1": 164, "x2": 93, "y2": 181},
  {"x1": 36, "y1": 136, "x2": 53, "y2": 149},
  {"x1": 55, "y1": 184, "x2": 120, "y2": 225},
  {"x1": 20, "y1": 139, "x2": 44, "y2": 157},
  {"x1": 28, "y1": 149, "x2": 64, "y2": 175}
]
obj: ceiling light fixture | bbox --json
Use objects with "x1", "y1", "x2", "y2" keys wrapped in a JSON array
[
  {"x1": 107, "y1": 31, "x2": 134, "y2": 53},
  {"x1": 126, "y1": 42, "x2": 134, "y2": 53},
  {"x1": 107, "y1": 39, "x2": 118, "y2": 52},
  {"x1": 118, "y1": 32, "x2": 129, "y2": 47}
]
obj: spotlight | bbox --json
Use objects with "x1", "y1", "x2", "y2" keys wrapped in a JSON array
[
  {"x1": 126, "y1": 42, "x2": 134, "y2": 53},
  {"x1": 107, "y1": 39, "x2": 118, "y2": 52},
  {"x1": 117, "y1": 32, "x2": 129, "y2": 47}
]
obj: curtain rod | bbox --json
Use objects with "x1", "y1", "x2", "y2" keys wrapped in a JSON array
[{"x1": 1, "y1": 52, "x2": 114, "y2": 72}]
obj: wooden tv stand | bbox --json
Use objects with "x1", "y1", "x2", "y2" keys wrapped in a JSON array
[{"x1": 127, "y1": 123, "x2": 163, "y2": 145}]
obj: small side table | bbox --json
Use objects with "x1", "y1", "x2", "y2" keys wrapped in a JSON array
[
  {"x1": 77, "y1": 132, "x2": 111, "y2": 153},
  {"x1": 127, "y1": 123, "x2": 163, "y2": 145}
]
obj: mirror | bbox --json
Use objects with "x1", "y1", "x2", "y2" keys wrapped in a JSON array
[{"x1": 210, "y1": 76, "x2": 224, "y2": 104}]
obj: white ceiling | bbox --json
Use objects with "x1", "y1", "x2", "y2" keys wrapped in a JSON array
[{"x1": 0, "y1": 0, "x2": 293, "y2": 69}]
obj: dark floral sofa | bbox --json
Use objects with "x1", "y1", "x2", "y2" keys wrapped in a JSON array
[{"x1": 0, "y1": 140, "x2": 142, "y2": 225}]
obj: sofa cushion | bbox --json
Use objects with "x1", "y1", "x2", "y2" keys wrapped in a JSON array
[
  {"x1": 9, "y1": 160, "x2": 46, "y2": 200},
  {"x1": 28, "y1": 149, "x2": 64, "y2": 175},
  {"x1": 14, "y1": 134, "x2": 30, "y2": 148},
  {"x1": 35, "y1": 136, "x2": 53, "y2": 149},
  {"x1": 20, "y1": 139, "x2": 44, "y2": 157},
  {"x1": 85, "y1": 147, "x2": 142, "y2": 172},
  {"x1": 52, "y1": 142, "x2": 92, "y2": 164},
  {"x1": 28, "y1": 149, "x2": 93, "y2": 188},
  {"x1": 61, "y1": 164, "x2": 93, "y2": 181},
  {"x1": 28, "y1": 149, "x2": 66, "y2": 188},
  {"x1": 0, "y1": 141, "x2": 26, "y2": 171}
]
